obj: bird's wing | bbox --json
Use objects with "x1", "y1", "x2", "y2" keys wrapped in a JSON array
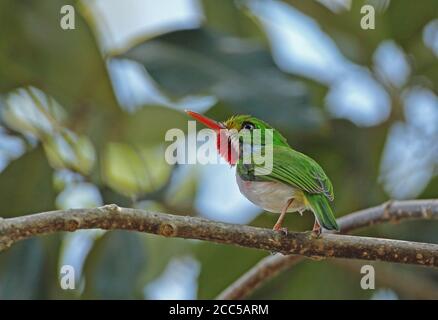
[{"x1": 251, "y1": 145, "x2": 334, "y2": 201}]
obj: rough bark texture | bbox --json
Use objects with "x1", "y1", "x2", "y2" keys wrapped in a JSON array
[
  {"x1": 1, "y1": 202, "x2": 438, "y2": 259},
  {"x1": 0, "y1": 200, "x2": 437, "y2": 298},
  {"x1": 216, "y1": 199, "x2": 438, "y2": 299}
]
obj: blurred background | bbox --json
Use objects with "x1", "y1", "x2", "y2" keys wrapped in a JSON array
[{"x1": 0, "y1": 0, "x2": 437, "y2": 299}]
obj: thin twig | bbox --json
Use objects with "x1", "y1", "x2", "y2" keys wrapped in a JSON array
[{"x1": 216, "y1": 199, "x2": 438, "y2": 300}]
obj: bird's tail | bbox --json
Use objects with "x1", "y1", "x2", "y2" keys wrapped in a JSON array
[{"x1": 305, "y1": 193, "x2": 339, "y2": 231}]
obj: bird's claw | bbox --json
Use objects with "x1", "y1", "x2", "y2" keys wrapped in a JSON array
[
  {"x1": 273, "y1": 226, "x2": 288, "y2": 236},
  {"x1": 311, "y1": 226, "x2": 322, "y2": 238}
]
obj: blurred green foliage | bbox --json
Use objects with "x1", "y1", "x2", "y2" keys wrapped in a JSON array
[{"x1": 0, "y1": 0, "x2": 437, "y2": 299}]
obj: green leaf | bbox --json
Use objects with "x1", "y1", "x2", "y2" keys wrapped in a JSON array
[
  {"x1": 195, "y1": 242, "x2": 265, "y2": 299},
  {"x1": 164, "y1": 167, "x2": 198, "y2": 209},
  {"x1": 102, "y1": 142, "x2": 171, "y2": 198},
  {"x1": 43, "y1": 130, "x2": 96, "y2": 175},
  {"x1": 0, "y1": 0, "x2": 119, "y2": 114},
  {"x1": 0, "y1": 146, "x2": 56, "y2": 217},
  {"x1": 386, "y1": 0, "x2": 438, "y2": 48},
  {"x1": 81, "y1": 231, "x2": 147, "y2": 299},
  {"x1": 201, "y1": 0, "x2": 267, "y2": 41},
  {"x1": 116, "y1": 105, "x2": 190, "y2": 146},
  {"x1": 141, "y1": 235, "x2": 194, "y2": 286},
  {"x1": 2, "y1": 86, "x2": 97, "y2": 175},
  {"x1": 0, "y1": 234, "x2": 68, "y2": 299},
  {"x1": 121, "y1": 29, "x2": 321, "y2": 131},
  {"x1": 0, "y1": 239, "x2": 46, "y2": 299}
]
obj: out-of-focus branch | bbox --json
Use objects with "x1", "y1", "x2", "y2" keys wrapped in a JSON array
[
  {"x1": 330, "y1": 259, "x2": 438, "y2": 300},
  {"x1": 217, "y1": 199, "x2": 438, "y2": 300}
]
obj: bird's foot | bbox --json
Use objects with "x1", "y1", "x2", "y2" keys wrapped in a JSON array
[
  {"x1": 271, "y1": 225, "x2": 287, "y2": 254},
  {"x1": 311, "y1": 224, "x2": 322, "y2": 238},
  {"x1": 273, "y1": 225, "x2": 288, "y2": 235}
]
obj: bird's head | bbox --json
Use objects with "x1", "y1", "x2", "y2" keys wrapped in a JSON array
[{"x1": 185, "y1": 110, "x2": 289, "y2": 165}]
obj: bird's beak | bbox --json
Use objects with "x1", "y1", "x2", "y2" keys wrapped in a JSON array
[{"x1": 185, "y1": 110, "x2": 226, "y2": 131}]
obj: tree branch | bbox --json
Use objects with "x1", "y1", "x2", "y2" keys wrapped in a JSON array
[
  {"x1": 330, "y1": 259, "x2": 438, "y2": 300},
  {"x1": 216, "y1": 199, "x2": 438, "y2": 300},
  {"x1": 0, "y1": 201, "x2": 437, "y2": 288}
]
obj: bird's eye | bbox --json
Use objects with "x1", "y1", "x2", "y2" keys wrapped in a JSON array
[{"x1": 242, "y1": 122, "x2": 255, "y2": 130}]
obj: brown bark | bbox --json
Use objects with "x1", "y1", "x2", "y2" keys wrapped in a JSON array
[{"x1": 217, "y1": 199, "x2": 438, "y2": 299}]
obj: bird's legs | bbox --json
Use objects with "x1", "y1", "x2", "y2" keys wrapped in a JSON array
[
  {"x1": 273, "y1": 198, "x2": 294, "y2": 233},
  {"x1": 312, "y1": 219, "x2": 322, "y2": 237}
]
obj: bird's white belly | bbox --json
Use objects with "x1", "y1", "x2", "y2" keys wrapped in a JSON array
[{"x1": 236, "y1": 174, "x2": 307, "y2": 213}]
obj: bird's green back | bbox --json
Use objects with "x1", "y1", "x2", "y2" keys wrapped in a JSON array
[
  {"x1": 229, "y1": 115, "x2": 338, "y2": 230},
  {"x1": 238, "y1": 145, "x2": 334, "y2": 201}
]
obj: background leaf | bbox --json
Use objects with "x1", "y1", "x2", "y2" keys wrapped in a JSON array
[
  {"x1": 0, "y1": 146, "x2": 55, "y2": 218},
  {"x1": 122, "y1": 29, "x2": 323, "y2": 132},
  {"x1": 81, "y1": 231, "x2": 147, "y2": 299}
]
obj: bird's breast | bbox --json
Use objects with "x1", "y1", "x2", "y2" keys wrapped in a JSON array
[{"x1": 236, "y1": 173, "x2": 306, "y2": 213}]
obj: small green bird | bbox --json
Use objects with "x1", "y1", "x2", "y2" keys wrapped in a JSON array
[{"x1": 186, "y1": 110, "x2": 339, "y2": 235}]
